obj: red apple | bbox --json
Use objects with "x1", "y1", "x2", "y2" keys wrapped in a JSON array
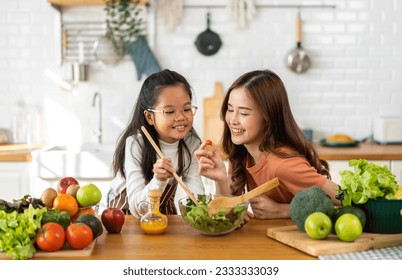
[
  {"x1": 101, "y1": 208, "x2": 125, "y2": 234},
  {"x1": 57, "y1": 177, "x2": 79, "y2": 194}
]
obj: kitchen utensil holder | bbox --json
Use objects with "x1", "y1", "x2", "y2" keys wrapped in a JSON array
[{"x1": 72, "y1": 62, "x2": 89, "y2": 82}]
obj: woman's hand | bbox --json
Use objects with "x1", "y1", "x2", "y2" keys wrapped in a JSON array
[
  {"x1": 237, "y1": 210, "x2": 254, "y2": 228},
  {"x1": 194, "y1": 141, "x2": 227, "y2": 182},
  {"x1": 152, "y1": 157, "x2": 174, "y2": 181},
  {"x1": 249, "y1": 195, "x2": 290, "y2": 219}
]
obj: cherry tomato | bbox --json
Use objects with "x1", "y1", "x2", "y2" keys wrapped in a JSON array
[
  {"x1": 205, "y1": 139, "x2": 212, "y2": 145},
  {"x1": 66, "y1": 222, "x2": 93, "y2": 250},
  {"x1": 36, "y1": 222, "x2": 65, "y2": 252}
]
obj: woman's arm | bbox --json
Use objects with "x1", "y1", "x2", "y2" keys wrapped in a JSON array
[
  {"x1": 322, "y1": 179, "x2": 342, "y2": 206},
  {"x1": 249, "y1": 196, "x2": 291, "y2": 219}
]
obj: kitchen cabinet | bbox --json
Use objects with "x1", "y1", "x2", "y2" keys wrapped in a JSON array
[
  {"x1": 0, "y1": 162, "x2": 33, "y2": 202},
  {"x1": 0, "y1": 143, "x2": 43, "y2": 201},
  {"x1": 391, "y1": 160, "x2": 402, "y2": 185}
]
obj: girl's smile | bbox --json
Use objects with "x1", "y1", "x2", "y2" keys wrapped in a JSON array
[{"x1": 146, "y1": 85, "x2": 194, "y2": 143}]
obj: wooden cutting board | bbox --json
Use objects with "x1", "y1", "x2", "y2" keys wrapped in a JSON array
[
  {"x1": 203, "y1": 82, "x2": 226, "y2": 159},
  {"x1": 0, "y1": 239, "x2": 96, "y2": 259},
  {"x1": 267, "y1": 225, "x2": 402, "y2": 257}
]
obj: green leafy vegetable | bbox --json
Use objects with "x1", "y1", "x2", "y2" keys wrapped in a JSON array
[
  {"x1": 339, "y1": 159, "x2": 399, "y2": 206},
  {"x1": 0, "y1": 194, "x2": 45, "y2": 213},
  {"x1": 181, "y1": 194, "x2": 247, "y2": 235},
  {"x1": 0, "y1": 205, "x2": 47, "y2": 260}
]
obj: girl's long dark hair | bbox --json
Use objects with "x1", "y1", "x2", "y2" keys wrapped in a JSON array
[
  {"x1": 113, "y1": 69, "x2": 200, "y2": 183},
  {"x1": 220, "y1": 69, "x2": 330, "y2": 195}
]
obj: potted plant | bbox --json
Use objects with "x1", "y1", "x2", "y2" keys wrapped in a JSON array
[
  {"x1": 104, "y1": 0, "x2": 146, "y2": 56},
  {"x1": 103, "y1": 0, "x2": 161, "y2": 80}
]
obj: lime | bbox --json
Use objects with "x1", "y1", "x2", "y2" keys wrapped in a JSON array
[
  {"x1": 304, "y1": 212, "x2": 332, "y2": 240},
  {"x1": 335, "y1": 213, "x2": 363, "y2": 242},
  {"x1": 333, "y1": 206, "x2": 366, "y2": 228}
]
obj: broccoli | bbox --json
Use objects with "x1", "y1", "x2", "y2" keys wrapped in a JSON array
[{"x1": 289, "y1": 186, "x2": 335, "y2": 231}]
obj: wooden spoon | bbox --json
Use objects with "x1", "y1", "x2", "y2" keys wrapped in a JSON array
[
  {"x1": 208, "y1": 177, "x2": 280, "y2": 217},
  {"x1": 140, "y1": 126, "x2": 199, "y2": 206}
]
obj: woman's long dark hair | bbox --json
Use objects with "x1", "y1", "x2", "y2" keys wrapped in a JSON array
[
  {"x1": 113, "y1": 69, "x2": 200, "y2": 183},
  {"x1": 220, "y1": 69, "x2": 330, "y2": 195}
]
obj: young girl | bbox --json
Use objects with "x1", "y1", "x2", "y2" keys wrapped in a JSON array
[
  {"x1": 195, "y1": 69, "x2": 340, "y2": 220},
  {"x1": 108, "y1": 69, "x2": 204, "y2": 218}
]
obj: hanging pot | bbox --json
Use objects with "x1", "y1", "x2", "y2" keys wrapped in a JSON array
[
  {"x1": 195, "y1": 12, "x2": 222, "y2": 56},
  {"x1": 285, "y1": 12, "x2": 311, "y2": 73}
]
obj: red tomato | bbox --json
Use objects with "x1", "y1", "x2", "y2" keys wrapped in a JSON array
[
  {"x1": 66, "y1": 222, "x2": 93, "y2": 250},
  {"x1": 36, "y1": 222, "x2": 66, "y2": 252}
]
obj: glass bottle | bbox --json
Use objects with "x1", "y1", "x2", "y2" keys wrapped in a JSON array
[{"x1": 139, "y1": 189, "x2": 168, "y2": 235}]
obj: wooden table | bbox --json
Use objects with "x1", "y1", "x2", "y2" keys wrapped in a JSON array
[{"x1": 35, "y1": 216, "x2": 316, "y2": 260}]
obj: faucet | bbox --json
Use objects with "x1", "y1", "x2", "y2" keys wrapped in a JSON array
[{"x1": 92, "y1": 92, "x2": 102, "y2": 144}]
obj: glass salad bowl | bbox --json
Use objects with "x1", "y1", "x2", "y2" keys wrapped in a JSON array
[{"x1": 178, "y1": 194, "x2": 249, "y2": 236}]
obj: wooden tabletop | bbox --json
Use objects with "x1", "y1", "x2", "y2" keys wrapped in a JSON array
[
  {"x1": 316, "y1": 141, "x2": 402, "y2": 160},
  {"x1": 34, "y1": 215, "x2": 316, "y2": 260}
]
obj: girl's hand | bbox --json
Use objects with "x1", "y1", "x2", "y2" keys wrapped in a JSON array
[
  {"x1": 194, "y1": 140, "x2": 226, "y2": 182},
  {"x1": 152, "y1": 157, "x2": 174, "y2": 181},
  {"x1": 249, "y1": 195, "x2": 290, "y2": 220}
]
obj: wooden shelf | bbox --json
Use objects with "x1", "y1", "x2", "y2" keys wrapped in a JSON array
[
  {"x1": 48, "y1": 0, "x2": 105, "y2": 6},
  {"x1": 48, "y1": 0, "x2": 148, "y2": 7}
]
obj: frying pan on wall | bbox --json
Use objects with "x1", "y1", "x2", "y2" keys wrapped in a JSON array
[
  {"x1": 286, "y1": 12, "x2": 311, "y2": 73},
  {"x1": 195, "y1": 12, "x2": 222, "y2": 56}
]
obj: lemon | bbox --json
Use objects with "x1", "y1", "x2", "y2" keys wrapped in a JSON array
[{"x1": 395, "y1": 186, "x2": 402, "y2": 199}]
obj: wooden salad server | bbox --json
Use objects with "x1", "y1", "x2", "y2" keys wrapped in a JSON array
[{"x1": 208, "y1": 177, "x2": 280, "y2": 217}]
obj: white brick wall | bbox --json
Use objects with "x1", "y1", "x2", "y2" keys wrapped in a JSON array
[{"x1": 0, "y1": 0, "x2": 401, "y2": 146}]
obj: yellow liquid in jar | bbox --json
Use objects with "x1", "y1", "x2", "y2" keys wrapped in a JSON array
[{"x1": 140, "y1": 220, "x2": 168, "y2": 234}]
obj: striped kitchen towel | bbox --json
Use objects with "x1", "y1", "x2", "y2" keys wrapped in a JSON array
[{"x1": 319, "y1": 246, "x2": 402, "y2": 260}]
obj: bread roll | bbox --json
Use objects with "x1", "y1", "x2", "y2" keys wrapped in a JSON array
[{"x1": 326, "y1": 134, "x2": 354, "y2": 143}]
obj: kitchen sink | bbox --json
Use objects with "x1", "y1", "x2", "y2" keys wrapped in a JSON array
[{"x1": 32, "y1": 143, "x2": 115, "y2": 179}]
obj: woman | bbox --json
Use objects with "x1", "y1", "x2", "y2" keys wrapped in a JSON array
[{"x1": 195, "y1": 69, "x2": 340, "y2": 220}]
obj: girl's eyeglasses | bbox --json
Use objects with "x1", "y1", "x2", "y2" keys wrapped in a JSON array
[{"x1": 147, "y1": 105, "x2": 198, "y2": 120}]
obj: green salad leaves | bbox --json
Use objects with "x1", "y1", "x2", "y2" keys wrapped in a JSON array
[
  {"x1": 0, "y1": 205, "x2": 46, "y2": 260},
  {"x1": 181, "y1": 194, "x2": 247, "y2": 235},
  {"x1": 339, "y1": 159, "x2": 399, "y2": 206}
]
